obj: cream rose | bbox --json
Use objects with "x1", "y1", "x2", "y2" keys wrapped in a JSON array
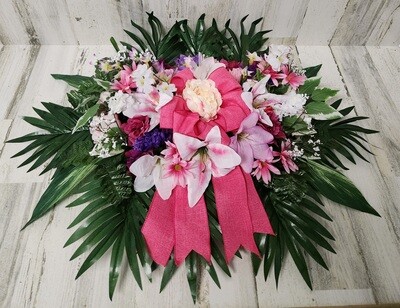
[{"x1": 182, "y1": 79, "x2": 223, "y2": 121}]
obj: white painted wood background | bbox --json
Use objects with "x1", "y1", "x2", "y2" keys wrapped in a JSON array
[
  {"x1": 0, "y1": 0, "x2": 399, "y2": 45},
  {"x1": 0, "y1": 0, "x2": 400, "y2": 307}
]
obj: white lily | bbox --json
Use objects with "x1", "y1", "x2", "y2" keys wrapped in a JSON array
[{"x1": 174, "y1": 126, "x2": 241, "y2": 206}]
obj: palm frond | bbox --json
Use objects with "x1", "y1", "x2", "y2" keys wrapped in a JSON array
[
  {"x1": 125, "y1": 12, "x2": 186, "y2": 64},
  {"x1": 221, "y1": 15, "x2": 271, "y2": 62},
  {"x1": 314, "y1": 100, "x2": 378, "y2": 169},
  {"x1": 62, "y1": 155, "x2": 154, "y2": 299},
  {"x1": 253, "y1": 172, "x2": 335, "y2": 289}
]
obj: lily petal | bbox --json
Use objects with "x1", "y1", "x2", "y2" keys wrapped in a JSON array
[
  {"x1": 204, "y1": 125, "x2": 222, "y2": 145},
  {"x1": 252, "y1": 75, "x2": 270, "y2": 97},
  {"x1": 155, "y1": 92, "x2": 173, "y2": 111},
  {"x1": 155, "y1": 176, "x2": 175, "y2": 200},
  {"x1": 207, "y1": 143, "x2": 241, "y2": 170},
  {"x1": 173, "y1": 133, "x2": 206, "y2": 160},
  {"x1": 241, "y1": 92, "x2": 254, "y2": 112},
  {"x1": 194, "y1": 57, "x2": 225, "y2": 80},
  {"x1": 134, "y1": 175, "x2": 154, "y2": 192},
  {"x1": 129, "y1": 155, "x2": 157, "y2": 177},
  {"x1": 187, "y1": 159, "x2": 212, "y2": 207},
  {"x1": 241, "y1": 112, "x2": 259, "y2": 131},
  {"x1": 237, "y1": 141, "x2": 254, "y2": 173}
]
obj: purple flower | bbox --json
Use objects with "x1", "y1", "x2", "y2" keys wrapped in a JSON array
[
  {"x1": 175, "y1": 54, "x2": 200, "y2": 71},
  {"x1": 133, "y1": 128, "x2": 172, "y2": 152},
  {"x1": 230, "y1": 112, "x2": 274, "y2": 173}
]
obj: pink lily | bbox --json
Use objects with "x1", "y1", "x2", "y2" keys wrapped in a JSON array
[
  {"x1": 274, "y1": 140, "x2": 299, "y2": 173},
  {"x1": 281, "y1": 65, "x2": 306, "y2": 90},
  {"x1": 123, "y1": 90, "x2": 173, "y2": 130},
  {"x1": 241, "y1": 76, "x2": 273, "y2": 126},
  {"x1": 230, "y1": 112, "x2": 274, "y2": 173},
  {"x1": 111, "y1": 65, "x2": 137, "y2": 93},
  {"x1": 252, "y1": 148, "x2": 281, "y2": 184},
  {"x1": 174, "y1": 126, "x2": 241, "y2": 206}
]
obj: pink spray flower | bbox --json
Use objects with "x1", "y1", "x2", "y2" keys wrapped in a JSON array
[
  {"x1": 163, "y1": 157, "x2": 196, "y2": 188},
  {"x1": 230, "y1": 112, "x2": 274, "y2": 173},
  {"x1": 274, "y1": 140, "x2": 299, "y2": 173},
  {"x1": 129, "y1": 153, "x2": 196, "y2": 201},
  {"x1": 161, "y1": 141, "x2": 179, "y2": 160},
  {"x1": 252, "y1": 148, "x2": 281, "y2": 184},
  {"x1": 281, "y1": 65, "x2": 306, "y2": 90},
  {"x1": 111, "y1": 64, "x2": 137, "y2": 93},
  {"x1": 257, "y1": 61, "x2": 286, "y2": 86}
]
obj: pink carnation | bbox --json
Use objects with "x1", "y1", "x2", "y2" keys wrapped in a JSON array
[
  {"x1": 262, "y1": 106, "x2": 286, "y2": 139},
  {"x1": 121, "y1": 116, "x2": 150, "y2": 146}
]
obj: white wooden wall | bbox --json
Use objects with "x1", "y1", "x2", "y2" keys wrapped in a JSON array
[
  {"x1": 0, "y1": 0, "x2": 399, "y2": 45},
  {"x1": 1, "y1": 0, "x2": 400, "y2": 307}
]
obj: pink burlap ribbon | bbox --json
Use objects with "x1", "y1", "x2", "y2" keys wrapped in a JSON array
[
  {"x1": 141, "y1": 166, "x2": 274, "y2": 266},
  {"x1": 212, "y1": 166, "x2": 274, "y2": 262}
]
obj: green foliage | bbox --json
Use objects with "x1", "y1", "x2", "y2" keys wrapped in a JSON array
[
  {"x1": 160, "y1": 257, "x2": 177, "y2": 292},
  {"x1": 53, "y1": 75, "x2": 104, "y2": 112},
  {"x1": 124, "y1": 13, "x2": 271, "y2": 64},
  {"x1": 73, "y1": 103, "x2": 100, "y2": 133},
  {"x1": 304, "y1": 64, "x2": 322, "y2": 78},
  {"x1": 178, "y1": 15, "x2": 227, "y2": 58},
  {"x1": 253, "y1": 172, "x2": 336, "y2": 288},
  {"x1": 253, "y1": 147, "x2": 379, "y2": 288},
  {"x1": 51, "y1": 74, "x2": 94, "y2": 89},
  {"x1": 124, "y1": 12, "x2": 185, "y2": 63},
  {"x1": 311, "y1": 88, "x2": 339, "y2": 102},
  {"x1": 222, "y1": 15, "x2": 271, "y2": 62},
  {"x1": 298, "y1": 77, "x2": 321, "y2": 95},
  {"x1": 314, "y1": 99, "x2": 378, "y2": 170},
  {"x1": 62, "y1": 155, "x2": 152, "y2": 300},
  {"x1": 8, "y1": 102, "x2": 91, "y2": 175},
  {"x1": 304, "y1": 159, "x2": 379, "y2": 216},
  {"x1": 305, "y1": 101, "x2": 342, "y2": 120}
]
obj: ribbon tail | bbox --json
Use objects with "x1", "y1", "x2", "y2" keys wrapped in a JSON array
[
  {"x1": 243, "y1": 171, "x2": 274, "y2": 235},
  {"x1": 212, "y1": 167, "x2": 260, "y2": 263},
  {"x1": 174, "y1": 186, "x2": 211, "y2": 266},
  {"x1": 141, "y1": 191, "x2": 175, "y2": 267}
]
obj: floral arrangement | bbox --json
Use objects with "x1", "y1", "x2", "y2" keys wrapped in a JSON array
[{"x1": 9, "y1": 13, "x2": 379, "y2": 302}]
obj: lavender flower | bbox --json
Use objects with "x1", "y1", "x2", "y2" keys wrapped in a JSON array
[
  {"x1": 133, "y1": 128, "x2": 172, "y2": 152},
  {"x1": 175, "y1": 54, "x2": 200, "y2": 71}
]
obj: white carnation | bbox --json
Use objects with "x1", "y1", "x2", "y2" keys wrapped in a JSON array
[
  {"x1": 273, "y1": 91, "x2": 307, "y2": 120},
  {"x1": 107, "y1": 90, "x2": 134, "y2": 114}
]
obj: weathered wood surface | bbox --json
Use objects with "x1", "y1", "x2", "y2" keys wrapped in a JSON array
[
  {"x1": 0, "y1": 44, "x2": 399, "y2": 307},
  {"x1": 0, "y1": 0, "x2": 399, "y2": 46}
]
